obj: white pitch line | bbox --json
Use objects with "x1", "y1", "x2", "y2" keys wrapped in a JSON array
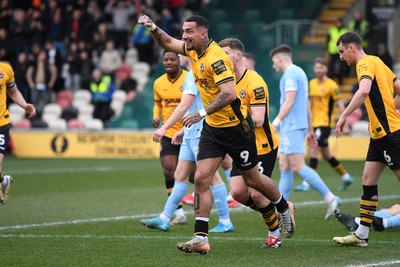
[
  {"x1": 6, "y1": 166, "x2": 114, "y2": 175},
  {"x1": 0, "y1": 194, "x2": 398, "y2": 231},
  {"x1": 345, "y1": 260, "x2": 400, "y2": 267}
]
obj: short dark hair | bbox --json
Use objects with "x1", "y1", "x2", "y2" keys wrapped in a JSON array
[
  {"x1": 269, "y1": 44, "x2": 292, "y2": 58},
  {"x1": 162, "y1": 50, "x2": 179, "y2": 58},
  {"x1": 336, "y1": 32, "x2": 362, "y2": 48},
  {"x1": 314, "y1": 57, "x2": 328, "y2": 66},
  {"x1": 218, "y1": 38, "x2": 244, "y2": 53},
  {"x1": 185, "y1": 15, "x2": 209, "y2": 29}
]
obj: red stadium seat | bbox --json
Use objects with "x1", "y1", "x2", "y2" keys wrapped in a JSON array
[
  {"x1": 12, "y1": 118, "x2": 31, "y2": 129},
  {"x1": 67, "y1": 118, "x2": 85, "y2": 129}
]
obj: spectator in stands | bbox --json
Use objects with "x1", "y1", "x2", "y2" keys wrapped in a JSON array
[
  {"x1": 130, "y1": 13, "x2": 156, "y2": 65},
  {"x1": 67, "y1": 6, "x2": 97, "y2": 45},
  {"x1": 0, "y1": 0, "x2": 13, "y2": 30},
  {"x1": 104, "y1": 0, "x2": 135, "y2": 51},
  {"x1": 347, "y1": 10, "x2": 369, "y2": 51},
  {"x1": 64, "y1": 42, "x2": 81, "y2": 92},
  {"x1": 92, "y1": 22, "x2": 111, "y2": 63},
  {"x1": 89, "y1": 69, "x2": 115, "y2": 125},
  {"x1": 47, "y1": 6, "x2": 67, "y2": 61},
  {"x1": 99, "y1": 39, "x2": 122, "y2": 77},
  {"x1": 377, "y1": 43, "x2": 393, "y2": 70},
  {"x1": 0, "y1": 28, "x2": 14, "y2": 63},
  {"x1": 45, "y1": 39, "x2": 64, "y2": 93},
  {"x1": 29, "y1": 8, "x2": 46, "y2": 47},
  {"x1": 158, "y1": 7, "x2": 175, "y2": 36},
  {"x1": 79, "y1": 50, "x2": 95, "y2": 90},
  {"x1": 10, "y1": 9, "x2": 31, "y2": 56},
  {"x1": 86, "y1": 0, "x2": 103, "y2": 24},
  {"x1": 327, "y1": 18, "x2": 348, "y2": 85},
  {"x1": 13, "y1": 52, "x2": 31, "y2": 103},
  {"x1": 120, "y1": 76, "x2": 138, "y2": 103},
  {"x1": 26, "y1": 50, "x2": 58, "y2": 110}
]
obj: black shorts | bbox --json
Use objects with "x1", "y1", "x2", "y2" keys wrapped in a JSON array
[
  {"x1": 314, "y1": 126, "x2": 331, "y2": 147},
  {"x1": 160, "y1": 136, "x2": 180, "y2": 157},
  {"x1": 0, "y1": 124, "x2": 10, "y2": 155},
  {"x1": 197, "y1": 116, "x2": 258, "y2": 171},
  {"x1": 231, "y1": 147, "x2": 278, "y2": 177},
  {"x1": 366, "y1": 130, "x2": 400, "y2": 170}
]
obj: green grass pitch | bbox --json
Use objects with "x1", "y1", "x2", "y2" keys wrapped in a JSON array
[{"x1": 1, "y1": 158, "x2": 399, "y2": 266}]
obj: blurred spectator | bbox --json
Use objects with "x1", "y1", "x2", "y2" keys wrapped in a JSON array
[
  {"x1": 115, "y1": 62, "x2": 138, "y2": 102},
  {"x1": 158, "y1": 7, "x2": 174, "y2": 36},
  {"x1": 0, "y1": 0, "x2": 13, "y2": 30},
  {"x1": 10, "y1": 9, "x2": 31, "y2": 56},
  {"x1": 26, "y1": 50, "x2": 58, "y2": 110},
  {"x1": 79, "y1": 50, "x2": 95, "y2": 90},
  {"x1": 377, "y1": 43, "x2": 393, "y2": 70},
  {"x1": 327, "y1": 18, "x2": 348, "y2": 84},
  {"x1": 90, "y1": 69, "x2": 115, "y2": 125},
  {"x1": 86, "y1": 0, "x2": 103, "y2": 24},
  {"x1": 28, "y1": 42, "x2": 41, "y2": 65},
  {"x1": 47, "y1": 7, "x2": 67, "y2": 61},
  {"x1": 130, "y1": 18, "x2": 155, "y2": 65},
  {"x1": 29, "y1": 8, "x2": 46, "y2": 46},
  {"x1": 13, "y1": 52, "x2": 31, "y2": 103},
  {"x1": 99, "y1": 39, "x2": 122, "y2": 77},
  {"x1": 64, "y1": 42, "x2": 81, "y2": 91},
  {"x1": 45, "y1": 39, "x2": 64, "y2": 92},
  {"x1": 68, "y1": 8, "x2": 85, "y2": 43},
  {"x1": 347, "y1": 10, "x2": 369, "y2": 51},
  {"x1": 104, "y1": 0, "x2": 135, "y2": 51},
  {"x1": 0, "y1": 28, "x2": 13, "y2": 63},
  {"x1": 120, "y1": 76, "x2": 138, "y2": 102},
  {"x1": 67, "y1": 6, "x2": 97, "y2": 45},
  {"x1": 92, "y1": 22, "x2": 111, "y2": 63}
]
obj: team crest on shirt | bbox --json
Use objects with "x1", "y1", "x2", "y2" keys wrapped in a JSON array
[
  {"x1": 200, "y1": 63, "x2": 205, "y2": 73},
  {"x1": 0, "y1": 72, "x2": 3, "y2": 78},
  {"x1": 320, "y1": 87, "x2": 326, "y2": 93},
  {"x1": 239, "y1": 89, "x2": 246, "y2": 98}
]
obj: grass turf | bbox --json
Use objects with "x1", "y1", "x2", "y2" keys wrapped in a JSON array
[{"x1": 1, "y1": 158, "x2": 400, "y2": 266}]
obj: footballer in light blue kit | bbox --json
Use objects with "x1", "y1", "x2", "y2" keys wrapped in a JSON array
[
  {"x1": 270, "y1": 44, "x2": 341, "y2": 219},
  {"x1": 178, "y1": 70, "x2": 203, "y2": 161},
  {"x1": 140, "y1": 67, "x2": 233, "y2": 232}
]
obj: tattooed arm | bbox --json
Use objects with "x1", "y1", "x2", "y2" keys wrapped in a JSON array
[
  {"x1": 138, "y1": 15, "x2": 184, "y2": 55},
  {"x1": 182, "y1": 80, "x2": 236, "y2": 127}
]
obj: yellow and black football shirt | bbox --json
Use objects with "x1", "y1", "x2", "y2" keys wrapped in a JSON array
[
  {"x1": 356, "y1": 55, "x2": 400, "y2": 139},
  {"x1": 183, "y1": 40, "x2": 248, "y2": 128},
  {"x1": 0, "y1": 62, "x2": 13, "y2": 127},
  {"x1": 309, "y1": 77, "x2": 341, "y2": 128},
  {"x1": 236, "y1": 69, "x2": 279, "y2": 155},
  {"x1": 153, "y1": 69, "x2": 187, "y2": 138}
]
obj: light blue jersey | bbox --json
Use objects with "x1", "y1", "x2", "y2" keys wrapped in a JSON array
[
  {"x1": 183, "y1": 70, "x2": 203, "y2": 139},
  {"x1": 279, "y1": 64, "x2": 309, "y2": 133}
]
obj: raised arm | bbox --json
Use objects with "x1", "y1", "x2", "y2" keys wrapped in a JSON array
[{"x1": 138, "y1": 15, "x2": 185, "y2": 55}]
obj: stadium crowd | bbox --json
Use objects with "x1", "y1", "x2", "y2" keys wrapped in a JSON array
[{"x1": 1, "y1": 0, "x2": 205, "y2": 127}]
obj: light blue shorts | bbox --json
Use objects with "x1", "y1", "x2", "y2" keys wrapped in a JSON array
[
  {"x1": 178, "y1": 138, "x2": 200, "y2": 162},
  {"x1": 279, "y1": 129, "x2": 306, "y2": 155}
]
